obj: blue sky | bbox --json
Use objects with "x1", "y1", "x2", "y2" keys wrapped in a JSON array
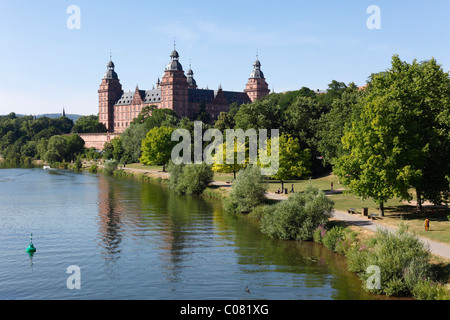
[{"x1": 1, "y1": 0, "x2": 450, "y2": 116}]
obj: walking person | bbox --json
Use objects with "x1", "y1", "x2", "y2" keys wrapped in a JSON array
[{"x1": 425, "y1": 218, "x2": 430, "y2": 231}]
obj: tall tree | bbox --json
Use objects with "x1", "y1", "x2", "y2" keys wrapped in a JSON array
[
  {"x1": 140, "y1": 126, "x2": 176, "y2": 172},
  {"x1": 269, "y1": 134, "x2": 312, "y2": 191},
  {"x1": 334, "y1": 55, "x2": 450, "y2": 214}
]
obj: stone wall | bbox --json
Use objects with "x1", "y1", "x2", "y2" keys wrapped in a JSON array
[{"x1": 78, "y1": 133, "x2": 120, "y2": 151}]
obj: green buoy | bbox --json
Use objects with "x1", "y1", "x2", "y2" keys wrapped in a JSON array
[{"x1": 26, "y1": 233, "x2": 36, "y2": 253}]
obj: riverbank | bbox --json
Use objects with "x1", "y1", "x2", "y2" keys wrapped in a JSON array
[{"x1": 78, "y1": 161, "x2": 450, "y2": 297}]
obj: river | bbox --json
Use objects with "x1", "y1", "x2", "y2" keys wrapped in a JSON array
[{"x1": 0, "y1": 166, "x2": 385, "y2": 300}]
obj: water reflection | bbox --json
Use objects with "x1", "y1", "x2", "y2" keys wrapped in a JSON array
[
  {"x1": 97, "y1": 175, "x2": 123, "y2": 267},
  {"x1": 93, "y1": 173, "x2": 383, "y2": 299}
]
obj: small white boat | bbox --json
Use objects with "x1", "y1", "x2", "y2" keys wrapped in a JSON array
[{"x1": 43, "y1": 166, "x2": 51, "y2": 169}]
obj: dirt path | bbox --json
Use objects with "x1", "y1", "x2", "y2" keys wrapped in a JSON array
[{"x1": 333, "y1": 210, "x2": 450, "y2": 260}]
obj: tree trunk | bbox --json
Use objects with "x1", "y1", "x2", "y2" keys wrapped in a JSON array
[
  {"x1": 416, "y1": 190, "x2": 423, "y2": 212},
  {"x1": 162, "y1": 164, "x2": 166, "y2": 172},
  {"x1": 281, "y1": 180, "x2": 284, "y2": 192},
  {"x1": 233, "y1": 170, "x2": 236, "y2": 180},
  {"x1": 379, "y1": 202, "x2": 385, "y2": 217}
]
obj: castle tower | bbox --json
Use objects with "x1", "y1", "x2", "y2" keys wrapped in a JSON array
[
  {"x1": 98, "y1": 59, "x2": 123, "y2": 132},
  {"x1": 244, "y1": 56, "x2": 270, "y2": 102},
  {"x1": 186, "y1": 64, "x2": 198, "y2": 89},
  {"x1": 160, "y1": 47, "x2": 189, "y2": 117}
]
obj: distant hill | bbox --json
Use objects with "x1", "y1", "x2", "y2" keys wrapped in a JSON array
[
  {"x1": 1, "y1": 113, "x2": 85, "y2": 122},
  {"x1": 37, "y1": 113, "x2": 83, "y2": 122}
]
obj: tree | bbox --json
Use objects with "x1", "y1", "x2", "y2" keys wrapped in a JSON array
[
  {"x1": 140, "y1": 126, "x2": 176, "y2": 172},
  {"x1": 193, "y1": 103, "x2": 211, "y2": 124},
  {"x1": 334, "y1": 55, "x2": 450, "y2": 214},
  {"x1": 45, "y1": 135, "x2": 69, "y2": 163},
  {"x1": 66, "y1": 134, "x2": 85, "y2": 162},
  {"x1": 110, "y1": 137, "x2": 124, "y2": 162},
  {"x1": 212, "y1": 140, "x2": 247, "y2": 180},
  {"x1": 71, "y1": 115, "x2": 107, "y2": 133},
  {"x1": 315, "y1": 90, "x2": 361, "y2": 166},
  {"x1": 214, "y1": 112, "x2": 235, "y2": 132},
  {"x1": 269, "y1": 134, "x2": 312, "y2": 191}
]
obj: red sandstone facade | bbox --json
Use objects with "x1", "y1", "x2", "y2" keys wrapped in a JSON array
[{"x1": 99, "y1": 48, "x2": 270, "y2": 133}]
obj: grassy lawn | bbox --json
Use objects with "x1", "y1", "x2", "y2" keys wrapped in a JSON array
[
  {"x1": 123, "y1": 163, "x2": 165, "y2": 172},
  {"x1": 261, "y1": 172, "x2": 450, "y2": 246}
]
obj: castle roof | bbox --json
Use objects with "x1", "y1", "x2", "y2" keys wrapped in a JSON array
[
  {"x1": 188, "y1": 89, "x2": 251, "y2": 105},
  {"x1": 115, "y1": 89, "x2": 161, "y2": 106},
  {"x1": 104, "y1": 62, "x2": 119, "y2": 80},
  {"x1": 249, "y1": 58, "x2": 265, "y2": 79}
]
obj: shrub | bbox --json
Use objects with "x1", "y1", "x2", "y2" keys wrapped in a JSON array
[
  {"x1": 313, "y1": 225, "x2": 327, "y2": 244},
  {"x1": 411, "y1": 279, "x2": 450, "y2": 300},
  {"x1": 88, "y1": 163, "x2": 98, "y2": 173},
  {"x1": 224, "y1": 165, "x2": 268, "y2": 214},
  {"x1": 104, "y1": 159, "x2": 118, "y2": 175},
  {"x1": 59, "y1": 162, "x2": 69, "y2": 169},
  {"x1": 359, "y1": 224, "x2": 432, "y2": 296},
  {"x1": 403, "y1": 257, "x2": 433, "y2": 291},
  {"x1": 168, "y1": 162, "x2": 214, "y2": 195},
  {"x1": 322, "y1": 226, "x2": 346, "y2": 252},
  {"x1": 260, "y1": 185, "x2": 334, "y2": 241},
  {"x1": 74, "y1": 158, "x2": 82, "y2": 170},
  {"x1": 384, "y1": 276, "x2": 408, "y2": 297},
  {"x1": 346, "y1": 246, "x2": 371, "y2": 274}
]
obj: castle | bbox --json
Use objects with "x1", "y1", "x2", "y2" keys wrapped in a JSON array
[{"x1": 98, "y1": 48, "x2": 270, "y2": 133}]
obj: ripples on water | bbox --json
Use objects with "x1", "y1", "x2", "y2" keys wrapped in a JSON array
[{"x1": 0, "y1": 167, "x2": 383, "y2": 300}]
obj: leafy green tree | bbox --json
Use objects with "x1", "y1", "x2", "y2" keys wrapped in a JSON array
[
  {"x1": 36, "y1": 138, "x2": 49, "y2": 160},
  {"x1": 20, "y1": 140, "x2": 37, "y2": 158},
  {"x1": 212, "y1": 140, "x2": 247, "y2": 180},
  {"x1": 45, "y1": 135, "x2": 69, "y2": 163},
  {"x1": 315, "y1": 90, "x2": 361, "y2": 166},
  {"x1": 66, "y1": 134, "x2": 85, "y2": 162},
  {"x1": 214, "y1": 112, "x2": 235, "y2": 132},
  {"x1": 334, "y1": 55, "x2": 450, "y2": 214},
  {"x1": 71, "y1": 115, "x2": 107, "y2": 133},
  {"x1": 120, "y1": 123, "x2": 148, "y2": 163},
  {"x1": 193, "y1": 103, "x2": 211, "y2": 124},
  {"x1": 120, "y1": 108, "x2": 179, "y2": 164},
  {"x1": 234, "y1": 98, "x2": 283, "y2": 132},
  {"x1": 270, "y1": 134, "x2": 312, "y2": 190},
  {"x1": 140, "y1": 126, "x2": 176, "y2": 172},
  {"x1": 110, "y1": 137, "x2": 124, "y2": 162}
]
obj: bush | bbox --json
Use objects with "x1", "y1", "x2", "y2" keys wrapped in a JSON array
[
  {"x1": 403, "y1": 257, "x2": 433, "y2": 291},
  {"x1": 224, "y1": 165, "x2": 268, "y2": 214},
  {"x1": 346, "y1": 246, "x2": 371, "y2": 274},
  {"x1": 322, "y1": 226, "x2": 346, "y2": 252},
  {"x1": 411, "y1": 279, "x2": 450, "y2": 300},
  {"x1": 88, "y1": 163, "x2": 98, "y2": 173},
  {"x1": 260, "y1": 185, "x2": 334, "y2": 241},
  {"x1": 74, "y1": 158, "x2": 82, "y2": 170},
  {"x1": 104, "y1": 159, "x2": 118, "y2": 175},
  {"x1": 358, "y1": 224, "x2": 432, "y2": 296},
  {"x1": 168, "y1": 162, "x2": 214, "y2": 195},
  {"x1": 59, "y1": 162, "x2": 69, "y2": 169},
  {"x1": 313, "y1": 225, "x2": 327, "y2": 244}
]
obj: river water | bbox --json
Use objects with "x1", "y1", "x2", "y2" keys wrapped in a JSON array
[{"x1": 0, "y1": 166, "x2": 384, "y2": 300}]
